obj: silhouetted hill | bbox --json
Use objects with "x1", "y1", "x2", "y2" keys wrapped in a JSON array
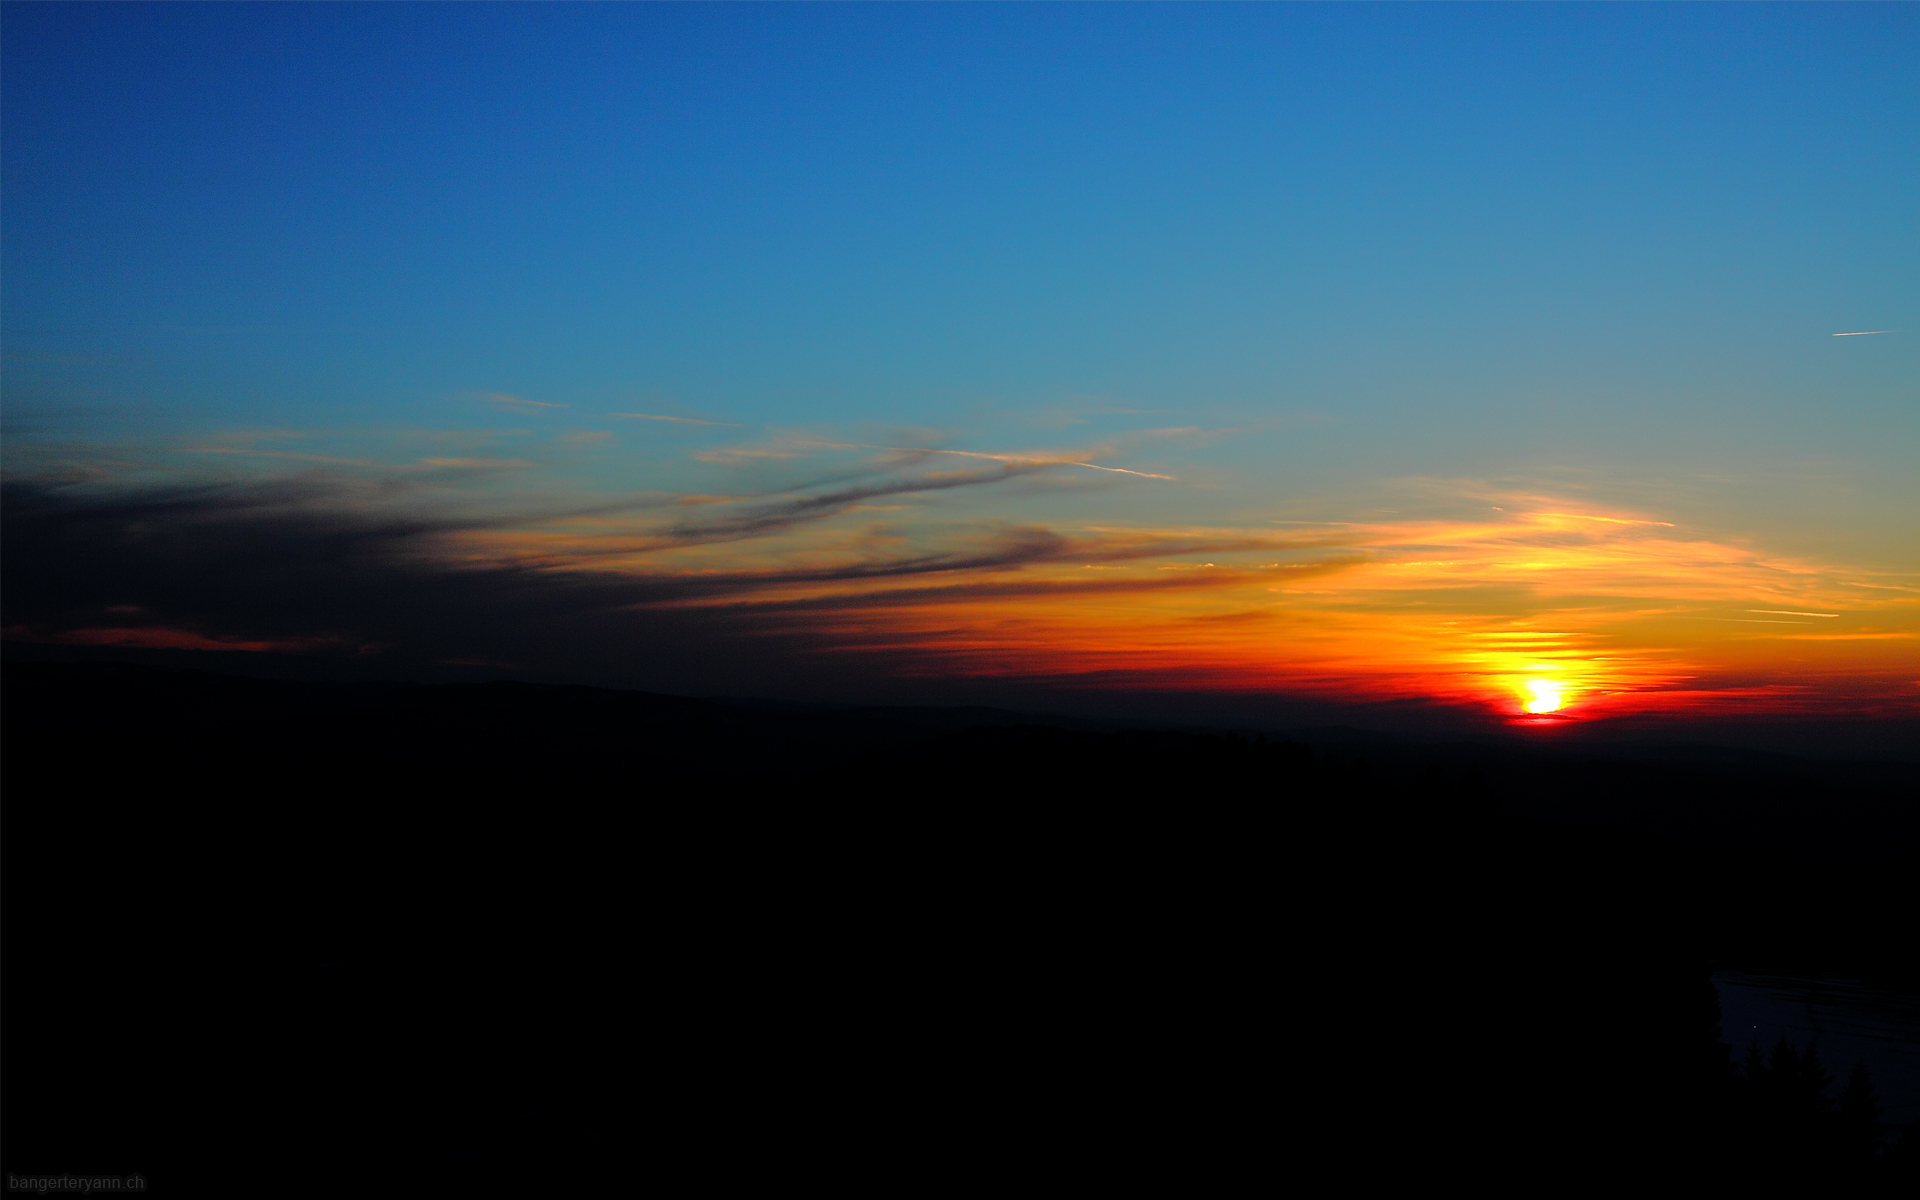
[
  {"x1": 1, "y1": 659, "x2": 1067, "y2": 776},
  {"x1": 4, "y1": 661, "x2": 1916, "y2": 1188}
]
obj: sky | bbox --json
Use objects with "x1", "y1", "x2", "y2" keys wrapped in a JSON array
[{"x1": 5, "y1": 3, "x2": 1917, "y2": 738}]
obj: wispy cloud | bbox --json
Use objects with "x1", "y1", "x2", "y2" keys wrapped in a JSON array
[
  {"x1": 46, "y1": 626, "x2": 343, "y2": 653},
  {"x1": 692, "y1": 446, "x2": 807, "y2": 465},
  {"x1": 180, "y1": 447, "x2": 379, "y2": 467},
  {"x1": 1831, "y1": 330, "x2": 1897, "y2": 337},
  {"x1": 476, "y1": 393, "x2": 568, "y2": 413},
  {"x1": 656, "y1": 462, "x2": 1055, "y2": 543},
  {"x1": 1072, "y1": 462, "x2": 1176, "y2": 480},
  {"x1": 1536, "y1": 512, "x2": 1676, "y2": 528},
  {"x1": 417, "y1": 457, "x2": 539, "y2": 471},
  {"x1": 609, "y1": 412, "x2": 742, "y2": 427},
  {"x1": 642, "y1": 435, "x2": 1189, "y2": 545},
  {"x1": 7, "y1": 464, "x2": 1915, "y2": 722},
  {"x1": 872, "y1": 443, "x2": 1178, "y2": 480}
]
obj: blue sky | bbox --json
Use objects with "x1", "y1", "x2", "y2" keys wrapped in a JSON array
[{"x1": 4, "y1": 4, "x2": 1916, "y2": 719}]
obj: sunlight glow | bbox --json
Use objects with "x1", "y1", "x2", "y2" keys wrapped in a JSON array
[
  {"x1": 1524, "y1": 679, "x2": 1564, "y2": 714},
  {"x1": 421, "y1": 477, "x2": 1920, "y2": 721}
]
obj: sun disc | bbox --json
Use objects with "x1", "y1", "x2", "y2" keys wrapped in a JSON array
[{"x1": 1524, "y1": 679, "x2": 1563, "y2": 714}]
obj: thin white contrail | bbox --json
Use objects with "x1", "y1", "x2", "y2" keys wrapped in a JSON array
[
  {"x1": 1832, "y1": 330, "x2": 1897, "y2": 337},
  {"x1": 609, "y1": 412, "x2": 743, "y2": 426},
  {"x1": 874, "y1": 444, "x2": 1176, "y2": 480},
  {"x1": 1069, "y1": 461, "x2": 1176, "y2": 479}
]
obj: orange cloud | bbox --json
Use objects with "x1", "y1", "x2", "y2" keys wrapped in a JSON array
[
  {"x1": 413, "y1": 485, "x2": 1918, "y2": 721},
  {"x1": 46, "y1": 627, "x2": 340, "y2": 653},
  {"x1": 70, "y1": 432, "x2": 1914, "y2": 721}
]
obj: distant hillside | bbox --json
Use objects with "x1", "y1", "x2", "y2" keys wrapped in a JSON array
[
  {"x1": 4, "y1": 660, "x2": 1916, "y2": 1187},
  {"x1": 7, "y1": 658, "x2": 1911, "y2": 854}
]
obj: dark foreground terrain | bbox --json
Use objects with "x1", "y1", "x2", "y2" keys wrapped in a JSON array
[{"x1": 4, "y1": 661, "x2": 1916, "y2": 1188}]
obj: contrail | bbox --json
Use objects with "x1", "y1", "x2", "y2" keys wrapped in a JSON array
[
  {"x1": 871, "y1": 444, "x2": 1176, "y2": 480},
  {"x1": 609, "y1": 412, "x2": 743, "y2": 426},
  {"x1": 1832, "y1": 330, "x2": 1896, "y2": 337},
  {"x1": 1069, "y1": 461, "x2": 1176, "y2": 480}
]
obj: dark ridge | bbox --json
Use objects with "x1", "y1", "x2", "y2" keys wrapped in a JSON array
[{"x1": 4, "y1": 660, "x2": 1916, "y2": 1188}]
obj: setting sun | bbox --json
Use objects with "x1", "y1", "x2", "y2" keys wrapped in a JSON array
[{"x1": 1524, "y1": 679, "x2": 1564, "y2": 714}]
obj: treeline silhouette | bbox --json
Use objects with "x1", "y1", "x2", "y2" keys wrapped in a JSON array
[
  {"x1": 1733, "y1": 1036, "x2": 1912, "y2": 1182},
  {"x1": 3, "y1": 662, "x2": 1915, "y2": 1187}
]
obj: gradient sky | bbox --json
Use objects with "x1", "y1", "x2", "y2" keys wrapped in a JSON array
[{"x1": 5, "y1": 3, "x2": 1916, "y2": 730}]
